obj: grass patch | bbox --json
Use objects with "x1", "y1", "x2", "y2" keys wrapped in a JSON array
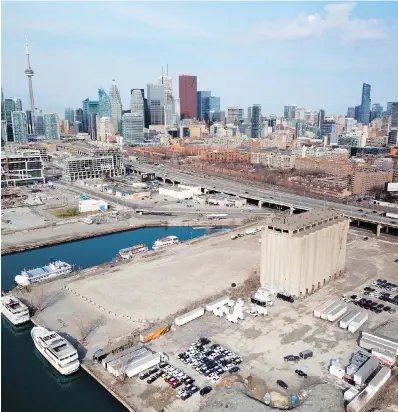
[{"x1": 49, "y1": 207, "x2": 80, "y2": 218}]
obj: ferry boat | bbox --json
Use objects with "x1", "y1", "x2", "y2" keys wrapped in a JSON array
[
  {"x1": 152, "y1": 235, "x2": 179, "y2": 250},
  {"x1": 118, "y1": 243, "x2": 149, "y2": 259},
  {"x1": 31, "y1": 327, "x2": 80, "y2": 375},
  {"x1": 15, "y1": 260, "x2": 73, "y2": 286},
  {"x1": 1, "y1": 295, "x2": 30, "y2": 325}
]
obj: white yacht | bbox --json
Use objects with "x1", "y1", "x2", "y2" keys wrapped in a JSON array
[
  {"x1": 118, "y1": 243, "x2": 148, "y2": 259},
  {"x1": 1, "y1": 295, "x2": 30, "y2": 325},
  {"x1": 31, "y1": 327, "x2": 80, "y2": 375},
  {"x1": 152, "y1": 235, "x2": 179, "y2": 250},
  {"x1": 15, "y1": 260, "x2": 73, "y2": 286}
]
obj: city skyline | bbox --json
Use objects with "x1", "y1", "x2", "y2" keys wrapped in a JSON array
[{"x1": 2, "y1": 2, "x2": 398, "y2": 117}]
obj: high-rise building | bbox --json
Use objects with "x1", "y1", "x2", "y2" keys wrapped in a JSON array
[
  {"x1": 122, "y1": 113, "x2": 144, "y2": 146},
  {"x1": 25, "y1": 110, "x2": 35, "y2": 134},
  {"x1": 247, "y1": 107, "x2": 252, "y2": 122},
  {"x1": 371, "y1": 103, "x2": 383, "y2": 120},
  {"x1": 11, "y1": 111, "x2": 28, "y2": 143},
  {"x1": 65, "y1": 108, "x2": 74, "y2": 126},
  {"x1": 130, "y1": 89, "x2": 150, "y2": 128},
  {"x1": 206, "y1": 96, "x2": 220, "y2": 122},
  {"x1": 4, "y1": 98, "x2": 15, "y2": 141},
  {"x1": 1, "y1": 88, "x2": 5, "y2": 122},
  {"x1": 82, "y1": 98, "x2": 99, "y2": 132},
  {"x1": 321, "y1": 118, "x2": 337, "y2": 145},
  {"x1": 387, "y1": 128, "x2": 398, "y2": 146},
  {"x1": 391, "y1": 102, "x2": 398, "y2": 129},
  {"x1": 227, "y1": 107, "x2": 244, "y2": 124},
  {"x1": 318, "y1": 109, "x2": 325, "y2": 128},
  {"x1": 24, "y1": 36, "x2": 35, "y2": 111},
  {"x1": 179, "y1": 75, "x2": 197, "y2": 119},
  {"x1": 75, "y1": 108, "x2": 84, "y2": 129},
  {"x1": 174, "y1": 98, "x2": 180, "y2": 124},
  {"x1": 360, "y1": 83, "x2": 371, "y2": 125},
  {"x1": 251, "y1": 104, "x2": 262, "y2": 138},
  {"x1": 59, "y1": 120, "x2": 70, "y2": 134},
  {"x1": 147, "y1": 84, "x2": 165, "y2": 125},
  {"x1": 43, "y1": 113, "x2": 60, "y2": 140},
  {"x1": 354, "y1": 105, "x2": 361, "y2": 122},
  {"x1": 34, "y1": 111, "x2": 45, "y2": 136},
  {"x1": 347, "y1": 107, "x2": 355, "y2": 119},
  {"x1": 387, "y1": 102, "x2": 394, "y2": 115},
  {"x1": 284, "y1": 104, "x2": 297, "y2": 120},
  {"x1": 13, "y1": 98, "x2": 22, "y2": 111},
  {"x1": 295, "y1": 108, "x2": 305, "y2": 121},
  {"x1": 197, "y1": 91, "x2": 211, "y2": 120},
  {"x1": 109, "y1": 80, "x2": 122, "y2": 134},
  {"x1": 89, "y1": 113, "x2": 97, "y2": 140},
  {"x1": 97, "y1": 116, "x2": 114, "y2": 142},
  {"x1": 98, "y1": 88, "x2": 111, "y2": 118}
]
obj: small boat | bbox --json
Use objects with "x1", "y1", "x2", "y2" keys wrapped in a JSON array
[
  {"x1": 152, "y1": 235, "x2": 179, "y2": 250},
  {"x1": 118, "y1": 244, "x2": 149, "y2": 259},
  {"x1": 1, "y1": 295, "x2": 30, "y2": 326},
  {"x1": 31, "y1": 327, "x2": 80, "y2": 375},
  {"x1": 15, "y1": 260, "x2": 73, "y2": 286}
]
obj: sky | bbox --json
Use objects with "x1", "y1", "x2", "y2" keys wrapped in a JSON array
[{"x1": 2, "y1": 1, "x2": 398, "y2": 118}]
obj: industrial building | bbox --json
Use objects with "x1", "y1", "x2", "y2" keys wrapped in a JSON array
[
  {"x1": 1, "y1": 149, "x2": 45, "y2": 187},
  {"x1": 62, "y1": 148, "x2": 125, "y2": 181},
  {"x1": 260, "y1": 209, "x2": 349, "y2": 298},
  {"x1": 159, "y1": 184, "x2": 201, "y2": 200},
  {"x1": 194, "y1": 193, "x2": 247, "y2": 208},
  {"x1": 78, "y1": 198, "x2": 108, "y2": 213}
]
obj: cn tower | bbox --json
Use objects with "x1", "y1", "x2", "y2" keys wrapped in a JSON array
[{"x1": 24, "y1": 34, "x2": 35, "y2": 111}]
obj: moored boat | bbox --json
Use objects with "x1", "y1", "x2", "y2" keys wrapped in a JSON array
[
  {"x1": 118, "y1": 243, "x2": 148, "y2": 259},
  {"x1": 152, "y1": 235, "x2": 179, "y2": 250},
  {"x1": 1, "y1": 295, "x2": 30, "y2": 325},
  {"x1": 15, "y1": 260, "x2": 73, "y2": 286}
]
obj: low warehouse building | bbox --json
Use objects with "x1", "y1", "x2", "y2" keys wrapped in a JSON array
[
  {"x1": 159, "y1": 184, "x2": 201, "y2": 200},
  {"x1": 260, "y1": 209, "x2": 349, "y2": 298},
  {"x1": 78, "y1": 198, "x2": 108, "y2": 213}
]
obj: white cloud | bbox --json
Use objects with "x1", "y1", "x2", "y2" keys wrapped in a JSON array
[{"x1": 249, "y1": 2, "x2": 389, "y2": 42}]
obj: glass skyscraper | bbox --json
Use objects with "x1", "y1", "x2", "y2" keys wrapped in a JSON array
[
  {"x1": 197, "y1": 91, "x2": 211, "y2": 120},
  {"x1": 251, "y1": 104, "x2": 262, "y2": 138},
  {"x1": 65, "y1": 108, "x2": 74, "y2": 126},
  {"x1": 43, "y1": 113, "x2": 60, "y2": 139},
  {"x1": 321, "y1": 119, "x2": 337, "y2": 145},
  {"x1": 122, "y1": 113, "x2": 144, "y2": 146},
  {"x1": 360, "y1": 83, "x2": 371, "y2": 125},
  {"x1": 147, "y1": 84, "x2": 165, "y2": 125},
  {"x1": 34, "y1": 111, "x2": 45, "y2": 136},
  {"x1": 82, "y1": 98, "x2": 99, "y2": 132},
  {"x1": 98, "y1": 88, "x2": 112, "y2": 118},
  {"x1": 11, "y1": 111, "x2": 28, "y2": 143},
  {"x1": 4, "y1": 98, "x2": 15, "y2": 141},
  {"x1": 109, "y1": 81, "x2": 122, "y2": 134}
]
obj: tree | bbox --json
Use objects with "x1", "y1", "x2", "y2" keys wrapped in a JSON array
[{"x1": 72, "y1": 315, "x2": 105, "y2": 343}]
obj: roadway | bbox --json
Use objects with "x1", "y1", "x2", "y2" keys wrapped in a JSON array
[{"x1": 125, "y1": 161, "x2": 398, "y2": 229}]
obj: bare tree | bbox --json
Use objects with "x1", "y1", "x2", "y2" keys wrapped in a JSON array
[
  {"x1": 116, "y1": 362, "x2": 129, "y2": 382},
  {"x1": 31, "y1": 286, "x2": 48, "y2": 313},
  {"x1": 72, "y1": 315, "x2": 105, "y2": 343}
]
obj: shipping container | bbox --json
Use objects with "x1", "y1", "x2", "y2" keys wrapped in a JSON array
[
  {"x1": 371, "y1": 349, "x2": 396, "y2": 367},
  {"x1": 367, "y1": 367, "x2": 391, "y2": 391},
  {"x1": 126, "y1": 353, "x2": 161, "y2": 378},
  {"x1": 205, "y1": 296, "x2": 230, "y2": 312},
  {"x1": 360, "y1": 338, "x2": 398, "y2": 357},
  {"x1": 329, "y1": 364, "x2": 345, "y2": 378},
  {"x1": 175, "y1": 307, "x2": 205, "y2": 326},
  {"x1": 360, "y1": 332, "x2": 398, "y2": 356},
  {"x1": 328, "y1": 304, "x2": 348, "y2": 322},
  {"x1": 140, "y1": 324, "x2": 170, "y2": 343},
  {"x1": 353, "y1": 357, "x2": 379, "y2": 385},
  {"x1": 101, "y1": 344, "x2": 144, "y2": 368},
  {"x1": 339, "y1": 310, "x2": 361, "y2": 329},
  {"x1": 299, "y1": 349, "x2": 313, "y2": 359},
  {"x1": 344, "y1": 387, "x2": 359, "y2": 402},
  {"x1": 348, "y1": 312, "x2": 368, "y2": 333},
  {"x1": 321, "y1": 301, "x2": 341, "y2": 320},
  {"x1": 107, "y1": 350, "x2": 152, "y2": 377},
  {"x1": 313, "y1": 300, "x2": 335, "y2": 318}
]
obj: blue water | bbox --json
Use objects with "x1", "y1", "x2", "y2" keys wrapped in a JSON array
[{"x1": 1, "y1": 226, "x2": 226, "y2": 412}]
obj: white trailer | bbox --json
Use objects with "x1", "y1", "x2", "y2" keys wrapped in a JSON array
[
  {"x1": 348, "y1": 312, "x2": 368, "y2": 333},
  {"x1": 353, "y1": 357, "x2": 379, "y2": 385},
  {"x1": 339, "y1": 311, "x2": 361, "y2": 329},
  {"x1": 328, "y1": 304, "x2": 348, "y2": 322},
  {"x1": 321, "y1": 301, "x2": 340, "y2": 320},
  {"x1": 257, "y1": 306, "x2": 268, "y2": 316},
  {"x1": 360, "y1": 332, "x2": 398, "y2": 356},
  {"x1": 126, "y1": 353, "x2": 161, "y2": 378},
  {"x1": 174, "y1": 307, "x2": 204, "y2": 326},
  {"x1": 360, "y1": 338, "x2": 398, "y2": 357},
  {"x1": 344, "y1": 387, "x2": 359, "y2": 402},
  {"x1": 227, "y1": 313, "x2": 238, "y2": 323},
  {"x1": 206, "y1": 296, "x2": 230, "y2": 312},
  {"x1": 371, "y1": 349, "x2": 396, "y2": 367},
  {"x1": 313, "y1": 300, "x2": 335, "y2": 318},
  {"x1": 108, "y1": 351, "x2": 151, "y2": 377},
  {"x1": 368, "y1": 367, "x2": 391, "y2": 391},
  {"x1": 213, "y1": 307, "x2": 224, "y2": 317}
]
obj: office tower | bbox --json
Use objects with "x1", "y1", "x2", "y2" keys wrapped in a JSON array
[
  {"x1": 295, "y1": 108, "x2": 305, "y2": 121},
  {"x1": 97, "y1": 116, "x2": 115, "y2": 142},
  {"x1": 345, "y1": 117, "x2": 355, "y2": 132},
  {"x1": 318, "y1": 109, "x2": 325, "y2": 128},
  {"x1": 219, "y1": 111, "x2": 226, "y2": 124},
  {"x1": 109, "y1": 80, "x2": 122, "y2": 134},
  {"x1": 89, "y1": 113, "x2": 97, "y2": 140},
  {"x1": 387, "y1": 102, "x2": 393, "y2": 115},
  {"x1": 247, "y1": 107, "x2": 252, "y2": 122},
  {"x1": 65, "y1": 108, "x2": 74, "y2": 126},
  {"x1": 122, "y1": 113, "x2": 144, "y2": 146},
  {"x1": 321, "y1": 118, "x2": 337, "y2": 145},
  {"x1": 354, "y1": 105, "x2": 361, "y2": 122},
  {"x1": 4, "y1": 98, "x2": 15, "y2": 141},
  {"x1": 131, "y1": 89, "x2": 144, "y2": 118},
  {"x1": 304, "y1": 109, "x2": 315, "y2": 125},
  {"x1": 284, "y1": 104, "x2": 297, "y2": 120},
  {"x1": 179, "y1": 75, "x2": 197, "y2": 119},
  {"x1": 347, "y1": 107, "x2": 355, "y2": 119},
  {"x1": 147, "y1": 84, "x2": 165, "y2": 125},
  {"x1": 197, "y1": 91, "x2": 211, "y2": 120},
  {"x1": 25, "y1": 110, "x2": 35, "y2": 134},
  {"x1": 12, "y1": 98, "x2": 22, "y2": 111},
  {"x1": 11, "y1": 111, "x2": 28, "y2": 143},
  {"x1": 174, "y1": 98, "x2": 180, "y2": 124},
  {"x1": 388, "y1": 128, "x2": 398, "y2": 146},
  {"x1": 34, "y1": 111, "x2": 45, "y2": 136},
  {"x1": 82, "y1": 98, "x2": 99, "y2": 132},
  {"x1": 268, "y1": 118, "x2": 276, "y2": 132},
  {"x1": 98, "y1": 88, "x2": 111, "y2": 117},
  {"x1": 251, "y1": 104, "x2": 262, "y2": 138},
  {"x1": 43, "y1": 113, "x2": 60, "y2": 139},
  {"x1": 371, "y1": 103, "x2": 383, "y2": 120},
  {"x1": 360, "y1": 83, "x2": 371, "y2": 125},
  {"x1": 207, "y1": 96, "x2": 221, "y2": 122},
  {"x1": 74, "y1": 108, "x2": 83, "y2": 132},
  {"x1": 59, "y1": 120, "x2": 70, "y2": 134},
  {"x1": 24, "y1": 36, "x2": 35, "y2": 111},
  {"x1": 391, "y1": 102, "x2": 398, "y2": 128},
  {"x1": 227, "y1": 107, "x2": 244, "y2": 124}
]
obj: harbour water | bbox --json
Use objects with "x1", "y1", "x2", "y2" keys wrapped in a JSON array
[{"x1": 1, "y1": 225, "x2": 226, "y2": 412}]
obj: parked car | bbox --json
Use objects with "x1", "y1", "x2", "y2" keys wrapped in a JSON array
[
  {"x1": 284, "y1": 355, "x2": 300, "y2": 362},
  {"x1": 139, "y1": 372, "x2": 150, "y2": 380},
  {"x1": 147, "y1": 376, "x2": 157, "y2": 384},
  {"x1": 277, "y1": 380, "x2": 288, "y2": 389},
  {"x1": 200, "y1": 386, "x2": 213, "y2": 396},
  {"x1": 295, "y1": 369, "x2": 307, "y2": 378}
]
